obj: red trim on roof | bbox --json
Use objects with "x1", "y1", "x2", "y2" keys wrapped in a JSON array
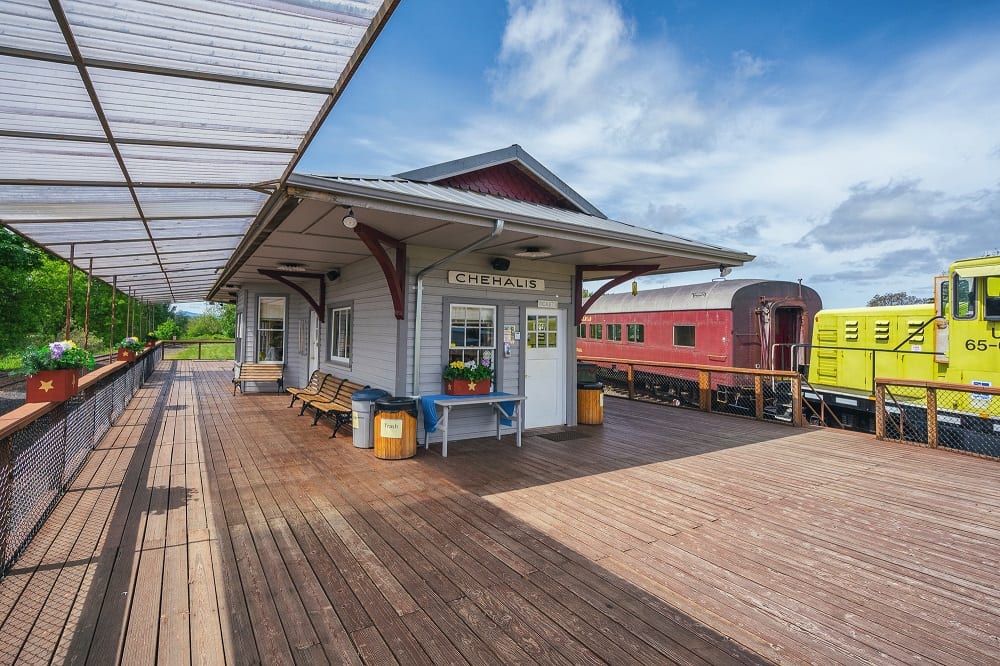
[{"x1": 437, "y1": 163, "x2": 575, "y2": 209}]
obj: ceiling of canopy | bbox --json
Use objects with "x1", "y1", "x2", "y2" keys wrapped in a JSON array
[{"x1": 0, "y1": 0, "x2": 398, "y2": 303}]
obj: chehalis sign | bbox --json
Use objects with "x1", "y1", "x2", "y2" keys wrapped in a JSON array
[{"x1": 448, "y1": 271, "x2": 545, "y2": 291}]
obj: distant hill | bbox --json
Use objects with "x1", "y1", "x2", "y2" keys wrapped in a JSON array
[{"x1": 174, "y1": 310, "x2": 202, "y2": 318}]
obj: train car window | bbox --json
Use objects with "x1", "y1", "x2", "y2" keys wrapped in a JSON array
[
  {"x1": 627, "y1": 323, "x2": 645, "y2": 343},
  {"x1": 607, "y1": 323, "x2": 622, "y2": 342},
  {"x1": 938, "y1": 279, "x2": 949, "y2": 318},
  {"x1": 577, "y1": 323, "x2": 586, "y2": 338},
  {"x1": 953, "y1": 275, "x2": 975, "y2": 320},
  {"x1": 986, "y1": 276, "x2": 1000, "y2": 320},
  {"x1": 589, "y1": 324, "x2": 603, "y2": 339},
  {"x1": 673, "y1": 325, "x2": 696, "y2": 347}
]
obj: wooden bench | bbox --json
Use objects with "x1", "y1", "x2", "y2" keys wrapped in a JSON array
[
  {"x1": 307, "y1": 379, "x2": 369, "y2": 438},
  {"x1": 297, "y1": 375, "x2": 346, "y2": 416},
  {"x1": 232, "y1": 363, "x2": 284, "y2": 395},
  {"x1": 286, "y1": 370, "x2": 328, "y2": 408}
]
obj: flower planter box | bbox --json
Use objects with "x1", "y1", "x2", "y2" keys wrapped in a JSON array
[
  {"x1": 444, "y1": 378, "x2": 491, "y2": 396},
  {"x1": 26, "y1": 368, "x2": 79, "y2": 403},
  {"x1": 116, "y1": 348, "x2": 137, "y2": 362}
]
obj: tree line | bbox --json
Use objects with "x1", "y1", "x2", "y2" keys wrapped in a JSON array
[{"x1": 0, "y1": 228, "x2": 234, "y2": 364}]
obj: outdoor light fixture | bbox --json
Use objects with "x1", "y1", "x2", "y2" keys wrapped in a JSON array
[
  {"x1": 513, "y1": 246, "x2": 551, "y2": 259},
  {"x1": 719, "y1": 265, "x2": 733, "y2": 278},
  {"x1": 342, "y1": 208, "x2": 358, "y2": 229},
  {"x1": 491, "y1": 257, "x2": 511, "y2": 271},
  {"x1": 326, "y1": 269, "x2": 341, "y2": 281},
  {"x1": 276, "y1": 262, "x2": 306, "y2": 272}
]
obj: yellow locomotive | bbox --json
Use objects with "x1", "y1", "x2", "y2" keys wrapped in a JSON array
[{"x1": 804, "y1": 255, "x2": 999, "y2": 437}]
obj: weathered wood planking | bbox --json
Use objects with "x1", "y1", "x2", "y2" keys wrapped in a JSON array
[{"x1": 0, "y1": 360, "x2": 997, "y2": 664}]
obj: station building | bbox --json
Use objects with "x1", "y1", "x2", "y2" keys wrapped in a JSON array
[{"x1": 212, "y1": 145, "x2": 753, "y2": 444}]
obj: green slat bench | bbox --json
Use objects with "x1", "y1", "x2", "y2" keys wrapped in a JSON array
[
  {"x1": 307, "y1": 379, "x2": 369, "y2": 438},
  {"x1": 286, "y1": 370, "x2": 329, "y2": 408},
  {"x1": 232, "y1": 363, "x2": 284, "y2": 395}
]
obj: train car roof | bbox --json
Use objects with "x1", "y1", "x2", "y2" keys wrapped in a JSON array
[{"x1": 587, "y1": 279, "x2": 816, "y2": 313}]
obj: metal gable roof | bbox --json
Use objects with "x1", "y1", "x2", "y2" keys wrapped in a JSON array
[
  {"x1": 286, "y1": 172, "x2": 752, "y2": 261},
  {"x1": 0, "y1": 0, "x2": 398, "y2": 303}
]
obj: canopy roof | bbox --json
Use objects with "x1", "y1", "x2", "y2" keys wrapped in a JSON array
[{"x1": 0, "y1": 0, "x2": 397, "y2": 303}]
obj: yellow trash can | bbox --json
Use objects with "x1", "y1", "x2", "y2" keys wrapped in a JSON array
[
  {"x1": 577, "y1": 381, "x2": 604, "y2": 425},
  {"x1": 373, "y1": 397, "x2": 418, "y2": 459}
]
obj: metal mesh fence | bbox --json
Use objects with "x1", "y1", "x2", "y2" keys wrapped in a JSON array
[
  {"x1": 880, "y1": 382, "x2": 1000, "y2": 459},
  {"x1": 0, "y1": 345, "x2": 161, "y2": 574}
]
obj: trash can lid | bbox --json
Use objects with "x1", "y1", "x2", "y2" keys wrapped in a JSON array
[
  {"x1": 354, "y1": 388, "x2": 390, "y2": 401},
  {"x1": 577, "y1": 381, "x2": 604, "y2": 390},
  {"x1": 375, "y1": 396, "x2": 418, "y2": 416}
]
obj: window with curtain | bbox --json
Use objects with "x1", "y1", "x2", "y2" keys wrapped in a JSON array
[
  {"x1": 449, "y1": 304, "x2": 495, "y2": 366},
  {"x1": 329, "y1": 305, "x2": 351, "y2": 362},
  {"x1": 257, "y1": 296, "x2": 285, "y2": 363}
]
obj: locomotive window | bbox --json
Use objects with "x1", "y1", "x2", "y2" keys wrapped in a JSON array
[
  {"x1": 607, "y1": 323, "x2": 622, "y2": 342},
  {"x1": 986, "y1": 276, "x2": 1000, "y2": 320},
  {"x1": 627, "y1": 323, "x2": 644, "y2": 343},
  {"x1": 589, "y1": 324, "x2": 603, "y2": 339},
  {"x1": 673, "y1": 325, "x2": 696, "y2": 347},
  {"x1": 577, "y1": 323, "x2": 586, "y2": 338},
  {"x1": 953, "y1": 275, "x2": 975, "y2": 320}
]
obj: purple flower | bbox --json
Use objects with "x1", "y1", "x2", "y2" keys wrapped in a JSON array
[
  {"x1": 481, "y1": 357, "x2": 491, "y2": 367},
  {"x1": 49, "y1": 342, "x2": 65, "y2": 359}
]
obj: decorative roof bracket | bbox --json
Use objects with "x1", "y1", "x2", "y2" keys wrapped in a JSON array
[
  {"x1": 258, "y1": 269, "x2": 327, "y2": 322},
  {"x1": 353, "y1": 222, "x2": 407, "y2": 320},
  {"x1": 574, "y1": 264, "x2": 659, "y2": 325}
]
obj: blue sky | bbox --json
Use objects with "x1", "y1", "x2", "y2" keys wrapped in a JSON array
[{"x1": 186, "y1": 0, "x2": 1000, "y2": 312}]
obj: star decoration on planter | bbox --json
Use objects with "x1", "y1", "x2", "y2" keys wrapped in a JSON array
[
  {"x1": 466, "y1": 380, "x2": 478, "y2": 391},
  {"x1": 38, "y1": 379, "x2": 55, "y2": 393}
]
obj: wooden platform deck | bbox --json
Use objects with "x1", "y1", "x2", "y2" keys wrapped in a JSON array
[{"x1": 1, "y1": 360, "x2": 997, "y2": 664}]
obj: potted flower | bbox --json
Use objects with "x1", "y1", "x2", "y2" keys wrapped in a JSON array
[
  {"x1": 144, "y1": 332, "x2": 158, "y2": 349},
  {"x1": 21, "y1": 340, "x2": 96, "y2": 403},
  {"x1": 116, "y1": 336, "x2": 143, "y2": 362},
  {"x1": 443, "y1": 358, "x2": 493, "y2": 396}
]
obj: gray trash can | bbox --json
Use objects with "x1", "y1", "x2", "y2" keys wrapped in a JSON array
[{"x1": 351, "y1": 388, "x2": 390, "y2": 448}]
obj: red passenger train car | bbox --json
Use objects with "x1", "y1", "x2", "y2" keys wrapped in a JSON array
[{"x1": 577, "y1": 279, "x2": 823, "y2": 371}]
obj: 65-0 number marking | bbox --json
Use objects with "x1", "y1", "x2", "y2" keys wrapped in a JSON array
[{"x1": 965, "y1": 339, "x2": 1000, "y2": 351}]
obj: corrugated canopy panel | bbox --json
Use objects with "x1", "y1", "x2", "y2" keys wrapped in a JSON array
[{"x1": 0, "y1": 0, "x2": 396, "y2": 302}]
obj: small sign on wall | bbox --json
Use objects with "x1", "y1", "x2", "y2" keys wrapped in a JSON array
[
  {"x1": 536, "y1": 299, "x2": 558, "y2": 309},
  {"x1": 380, "y1": 418, "x2": 403, "y2": 438}
]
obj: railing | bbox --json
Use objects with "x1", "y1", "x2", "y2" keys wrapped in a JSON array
[
  {"x1": 875, "y1": 377, "x2": 1000, "y2": 459},
  {"x1": 161, "y1": 338, "x2": 235, "y2": 360},
  {"x1": 0, "y1": 344, "x2": 163, "y2": 577},
  {"x1": 578, "y1": 356, "x2": 802, "y2": 426}
]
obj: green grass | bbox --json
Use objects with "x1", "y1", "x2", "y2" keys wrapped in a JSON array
[
  {"x1": 164, "y1": 342, "x2": 235, "y2": 361},
  {"x1": 0, "y1": 353, "x2": 22, "y2": 372}
]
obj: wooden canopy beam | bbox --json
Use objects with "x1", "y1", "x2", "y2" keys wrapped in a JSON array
[
  {"x1": 258, "y1": 269, "x2": 327, "y2": 323},
  {"x1": 353, "y1": 222, "x2": 407, "y2": 320},
  {"x1": 574, "y1": 264, "x2": 659, "y2": 325}
]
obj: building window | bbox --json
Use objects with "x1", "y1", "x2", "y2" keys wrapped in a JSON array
[
  {"x1": 449, "y1": 304, "x2": 496, "y2": 366},
  {"x1": 577, "y1": 323, "x2": 587, "y2": 338},
  {"x1": 673, "y1": 324, "x2": 696, "y2": 347},
  {"x1": 235, "y1": 310, "x2": 244, "y2": 360},
  {"x1": 589, "y1": 323, "x2": 602, "y2": 340},
  {"x1": 329, "y1": 305, "x2": 351, "y2": 362},
  {"x1": 257, "y1": 296, "x2": 285, "y2": 363},
  {"x1": 627, "y1": 323, "x2": 645, "y2": 343},
  {"x1": 607, "y1": 323, "x2": 622, "y2": 342}
]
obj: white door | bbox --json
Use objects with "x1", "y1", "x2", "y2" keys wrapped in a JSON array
[
  {"x1": 525, "y1": 308, "x2": 566, "y2": 428},
  {"x1": 308, "y1": 310, "x2": 320, "y2": 375}
]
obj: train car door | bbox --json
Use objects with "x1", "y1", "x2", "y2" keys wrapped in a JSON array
[
  {"x1": 525, "y1": 308, "x2": 566, "y2": 428},
  {"x1": 772, "y1": 306, "x2": 803, "y2": 370}
]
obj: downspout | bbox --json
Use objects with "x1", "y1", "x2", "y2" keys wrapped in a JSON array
[{"x1": 411, "y1": 219, "x2": 505, "y2": 395}]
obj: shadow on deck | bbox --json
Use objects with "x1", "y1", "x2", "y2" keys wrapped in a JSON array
[{"x1": 1, "y1": 360, "x2": 997, "y2": 664}]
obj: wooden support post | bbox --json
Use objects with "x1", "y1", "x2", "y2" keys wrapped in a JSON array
[
  {"x1": 791, "y1": 375, "x2": 803, "y2": 427},
  {"x1": 126, "y1": 289, "x2": 132, "y2": 338},
  {"x1": 754, "y1": 375, "x2": 764, "y2": 420},
  {"x1": 926, "y1": 387, "x2": 938, "y2": 448},
  {"x1": 109, "y1": 276, "x2": 117, "y2": 359},
  {"x1": 626, "y1": 364, "x2": 635, "y2": 400},
  {"x1": 64, "y1": 244, "x2": 75, "y2": 340},
  {"x1": 83, "y1": 258, "x2": 93, "y2": 350},
  {"x1": 699, "y1": 371, "x2": 711, "y2": 412},
  {"x1": 874, "y1": 383, "x2": 886, "y2": 441}
]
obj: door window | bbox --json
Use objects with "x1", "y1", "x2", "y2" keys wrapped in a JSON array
[{"x1": 527, "y1": 314, "x2": 559, "y2": 348}]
